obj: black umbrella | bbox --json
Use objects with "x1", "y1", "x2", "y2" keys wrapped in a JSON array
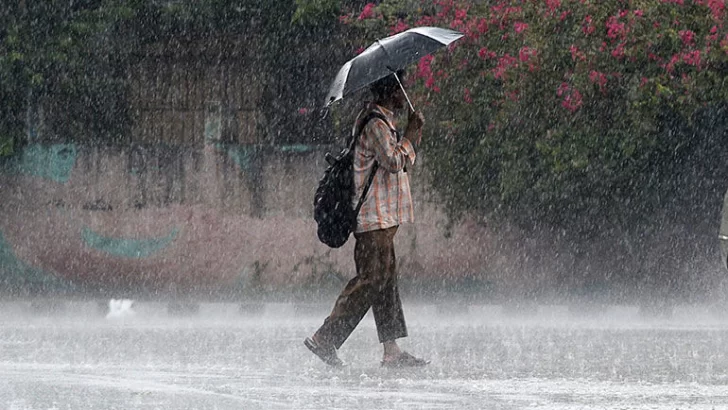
[{"x1": 324, "y1": 26, "x2": 464, "y2": 111}]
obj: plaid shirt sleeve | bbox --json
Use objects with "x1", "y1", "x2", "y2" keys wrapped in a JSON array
[{"x1": 362, "y1": 119, "x2": 416, "y2": 172}]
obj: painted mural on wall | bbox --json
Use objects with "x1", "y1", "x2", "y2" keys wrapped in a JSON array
[
  {"x1": 0, "y1": 138, "x2": 335, "y2": 298},
  {"x1": 0, "y1": 133, "x2": 515, "y2": 300}
]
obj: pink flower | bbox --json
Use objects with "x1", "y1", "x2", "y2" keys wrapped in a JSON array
[
  {"x1": 634, "y1": 9, "x2": 644, "y2": 17},
  {"x1": 462, "y1": 18, "x2": 480, "y2": 39},
  {"x1": 683, "y1": 50, "x2": 701, "y2": 66},
  {"x1": 436, "y1": 1, "x2": 452, "y2": 19},
  {"x1": 611, "y1": 43, "x2": 626, "y2": 59},
  {"x1": 606, "y1": 16, "x2": 626, "y2": 39},
  {"x1": 476, "y1": 18, "x2": 489, "y2": 34},
  {"x1": 679, "y1": 30, "x2": 696, "y2": 46},
  {"x1": 665, "y1": 54, "x2": 682, "y2": 72},
  {"x1": 463, "y1": 87, "x2": 473, "y2": 104},
  {"x1": 589, "y1": 70, "x2": 608, "y2": 90},
  {"x1": 358, "y1": 3, "x2": 375, "y2": 20},
  {"x1": 547, "y1": 0, "x2": 561, "y2": 10},
  {"x1": 417, "y1": 55, "x2": 434, "y2": 79},
  {"x1": 557, "y1": 82, "x2": 569, "y2": 97},
  {"x1": 425, "y1": 77, "x2": 440, "y2": 92},
  {"x1": 514, "y1": 21, "x2": 528, "y2": 34},
  {"x1": 640, "y1": 77, "x2": 649, "y2": 88},
  {"x1": 455, "y1": 8, "x2": 467, "y2": 20},
  {"x1": 491, "y1": 3, "x2": 522, "y2": 19},
  {"x1": 355, "y1": 46, "x2": 365, "y2": 55},
  {"x1": 391, "y1": 19, "x2": 409, "y2": 34},
  {"x1": 563, "y1": 92, "x2": 583, "y2": 112},
  {"x1": 450, "y1": 19, "x2": 464, "y2": 29},
  {"x1": 709, "y1": 0, "x2": 725, "y2": 20},
  {"x1": 298, "y1": 108, "x2": 310, "y2": 115},
  {"x1": 557, "y1": 83, "x2": 582, "y2": 112},
  {"x1": 708, "y1": 25, "x2": 720, "y2": 42},
  {"x1": 519, "y1": 47, "x2": 538, "y2": 71},
  {"x1": 519, "y1": 46, "x2": 534, "y2": 62},
  {"x1": 566, "y1": 89, "x2": 583, "y2": 112},
  {"x1": 415, "y1": 15, "x2": 435, "y2": 27},
  {"x1": 545, "y1": 0, "x2": 561, "y2": 14},
  {"x1": 582, "y1": 15, "x2": 595, "y2": 35},
  {"x1": 478, "y1": 47, "x2": 496, "y2": 60},
  {"x1": 493, "y1": 54, "x2": 518, "y2": 80},
  {"x1": 570, "y1": 45, "x2": 585, "y2": 61}
]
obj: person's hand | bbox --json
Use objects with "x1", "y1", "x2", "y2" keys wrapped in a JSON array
[
  {"x1": 405, "y1": 111, "x2": 425, "y2": 146},
  {"x1": 407, "y1": 110, "x2": 425, "y2": 132}
]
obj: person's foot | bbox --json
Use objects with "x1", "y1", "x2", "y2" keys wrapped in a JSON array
[
  {"x1": 381, "y1": 351, "x2": 429, "y2": 368},
  {"x1": 304, "y1": 337, "x2": 343, "y2": 367}
]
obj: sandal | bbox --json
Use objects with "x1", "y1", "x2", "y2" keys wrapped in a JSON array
[
  {"x1": 304, "y1": 337, "x2": 344, "y2": 367},
  {"x1": 381, "y1": 352, "x2": 430, "y2": 368}
]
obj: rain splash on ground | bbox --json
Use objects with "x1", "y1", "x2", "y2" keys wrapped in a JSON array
[{"x1": 1, "y1": 300, "x2": 727, "y2": 409}]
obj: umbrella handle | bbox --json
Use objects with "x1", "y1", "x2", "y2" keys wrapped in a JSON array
[{"x1": 393, "y1": 72, "x2": 415, "y2": 113}]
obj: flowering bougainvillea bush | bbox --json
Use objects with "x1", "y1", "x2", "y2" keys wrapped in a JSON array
[{"x1": 340, "y1": 0, "x2": 728, "y2": 237}]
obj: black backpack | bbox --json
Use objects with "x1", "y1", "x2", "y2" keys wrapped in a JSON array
[{"x1": 314, "y1": 111, "x2": 390, "y2": 248}]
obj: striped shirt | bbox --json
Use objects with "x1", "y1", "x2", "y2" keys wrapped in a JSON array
[{"x1": 351, "y1": 103, "x2": 417, "y2": 233}]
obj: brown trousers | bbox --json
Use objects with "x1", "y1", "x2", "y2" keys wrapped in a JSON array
[{"x1": 314, "y1": 226, "x2": 408, "y2": 349}]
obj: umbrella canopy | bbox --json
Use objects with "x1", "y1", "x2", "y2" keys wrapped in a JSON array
[{"x1": 324, "y1": 27, "x2": 463, "y2": 108}]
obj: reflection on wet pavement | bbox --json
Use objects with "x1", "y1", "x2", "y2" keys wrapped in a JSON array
[{"x1": 1, "y1": 302, "x2": 727, "y2": 410}]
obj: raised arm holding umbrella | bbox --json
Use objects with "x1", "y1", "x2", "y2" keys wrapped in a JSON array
[{"x1": 306, "y1": 27, "x2": 463, "y2": 368}]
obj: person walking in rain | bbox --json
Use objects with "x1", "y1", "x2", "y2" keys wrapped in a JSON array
[{"x1": 305, "y1": 71, "x2": 429, "y2": 368}]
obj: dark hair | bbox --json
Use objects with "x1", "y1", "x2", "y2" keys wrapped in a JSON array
[{"x1": 370, "y1": 69, "x2": 405, "y2": 101}]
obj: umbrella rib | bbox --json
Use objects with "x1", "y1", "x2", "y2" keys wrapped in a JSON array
[{"x1": 375, "y1": 39, "x2": 393, "y2": 70}]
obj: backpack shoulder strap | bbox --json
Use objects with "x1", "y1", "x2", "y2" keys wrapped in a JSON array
[
  {"x1": 351, "y1": 109, "x2": 394, "y2": 220},
  {"x1": 348, "y1": 110, "x2": 397, "y2": 151}
]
